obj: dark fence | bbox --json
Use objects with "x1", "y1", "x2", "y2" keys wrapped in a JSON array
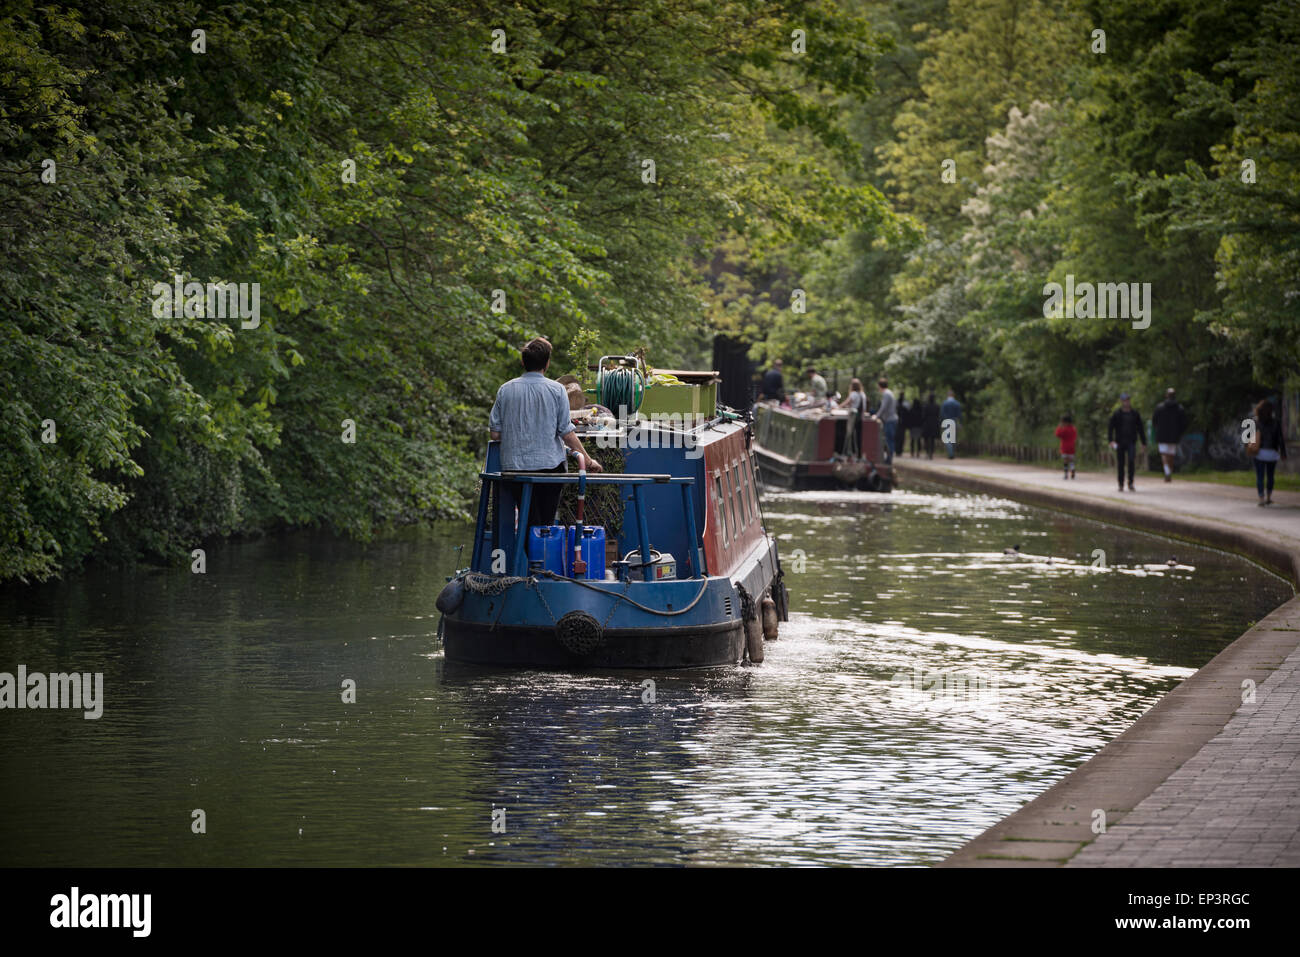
[{"x1": 960, "y1": 441, "x2": 1120, "y2": 469}]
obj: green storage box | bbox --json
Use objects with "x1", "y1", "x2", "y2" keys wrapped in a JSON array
[{"x1": 637, "y1": 370, "x2": 719, "y2": 420}]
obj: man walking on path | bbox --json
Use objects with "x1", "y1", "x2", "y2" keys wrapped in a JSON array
[
  {"x1": 1107, "y1": 391, "x2": 1147, "y2": 492},
  {"x1": 902, "y1": 390, "x2": 924, "y2": 456},
  {"x1": 1152, "y1": 387, "x2": 1188, "y2": 483},
  {"x1": 897, "y1": 389, "x2": 911, "y2": 454},
  {"x1": 875, "y1": 377, "x2": 899, "y2": 463},
  {"x1": 921, "y1": 393, "x2": 941, "y2": 459},
  {"x1": 489, "y1": 337, "x2": 602, "y2": 529},
  {"x1": 940, "y1": 390, "x2": 962, "y2": 458}
]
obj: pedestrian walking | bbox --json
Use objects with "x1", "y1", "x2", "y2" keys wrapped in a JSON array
[
  {"x1": 1249, "y1": 398, "x2": 1287, "y2": 506},
  {"x1": 1107, "y1": 391, "x2": 1146, "y2": 491},
  {"x1": 1151, "y1": 387, "x2": 1188, "y2": 483},
  {"x1": 921, "y1": 392, "x2": 941, "y2": 459},
  {"x1": 1055, "y1": 414, "x2": 1077, "y2": 479},
  {"x1": 940, "y1": 390, "x2": 962, "y2": 458},
  {"x1": 904, "y1": 391, "x2": 924, "y2": 456},
  {"x1": 897, "y1": 390, "x2": 910, "y2": 453}
]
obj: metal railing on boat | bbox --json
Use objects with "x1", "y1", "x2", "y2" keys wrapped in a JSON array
[{"x1": 474, "y1": 470, "x2": 704, "y2": 581}]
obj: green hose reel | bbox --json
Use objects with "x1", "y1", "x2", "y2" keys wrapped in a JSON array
[{"x1": 596, "y1": 354, "x2": 646, "y2": 420}]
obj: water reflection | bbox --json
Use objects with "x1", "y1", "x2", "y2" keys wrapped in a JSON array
[{"x1": 0, "y1": 486, "x2": 1290, "y2": 865}]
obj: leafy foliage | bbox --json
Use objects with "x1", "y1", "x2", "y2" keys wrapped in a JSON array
[
  {"x1": 1, "y1": 0, "x2": 896, "y2": 580},
  {"x1": 741, "y1": 0, "x2": 1295, "y2": 454}
]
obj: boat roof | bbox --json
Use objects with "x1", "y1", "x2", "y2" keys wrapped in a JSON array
[
  {"x1": 757, "y1": 402, "x2": 858, "y2": 421},
  {"x1": 574, "y1": 412, "x2": 745, "y2": 447}
]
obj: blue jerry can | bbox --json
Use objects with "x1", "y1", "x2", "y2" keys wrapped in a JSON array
[
  {"x1": 566, "y1": 526, "x2": 606, "y2": 580},
  {"x1": 527, "y1": 525, "x2": 568, "y2": 576}
]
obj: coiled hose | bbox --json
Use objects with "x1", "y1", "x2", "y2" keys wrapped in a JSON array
[{"x1": 599, "y1": 366, "x2": 643, "y2": 420}]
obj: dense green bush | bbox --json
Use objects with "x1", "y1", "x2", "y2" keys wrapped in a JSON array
[{"x1": 1, "y1": 0, "x2": 891, "y2": 580}]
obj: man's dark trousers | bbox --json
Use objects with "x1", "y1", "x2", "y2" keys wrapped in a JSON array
[
  {"x1": 506, "y1": 461, "x2": 567, "y2": 529},
  {"x1": 1116, "y1": 442, "x2": 1137, "y2": 488}
]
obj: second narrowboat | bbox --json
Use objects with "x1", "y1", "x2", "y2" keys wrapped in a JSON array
[{"x1": 751, "y1": 402, "x2": 895, "y2": 492}]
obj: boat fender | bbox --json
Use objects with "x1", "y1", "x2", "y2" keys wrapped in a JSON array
[
  {"x1": 436, "y1": 578, "x2": 465, "y2": 614},
  {"x1": 761, "y1": 596, "x2": 779, "y2": 641},
  {"x1": 556, "y1": 610, "x2": 604, "y2": 655},
  {"x1": 774, "y1": 571, "x2": 790, "y2": 622},
  {"x1": 865, "y1": 470, "x2": 883, "y2": 492},
  {"x1": 744, "y1": 616, "x2": 765, "y2": 663},
  {"x1": 736, "y1": 583, "x2": 763, "y2": 663}
]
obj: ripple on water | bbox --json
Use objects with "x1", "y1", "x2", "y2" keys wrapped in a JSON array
[{"x1": 0, "y1": 485, "x2": 1291, "y2": 866}]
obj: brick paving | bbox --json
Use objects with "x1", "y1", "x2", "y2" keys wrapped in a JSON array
[
  {"x1": 904, "y1": 457, "x2": 1300, "y2": 867},
  {"x1": 1068, "y1": 633, "x2": 1300, "y2": 867}
]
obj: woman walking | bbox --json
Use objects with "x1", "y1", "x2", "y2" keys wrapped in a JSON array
[{"x1": 1250, "y1": 399, "x2": 1287, "y2": 506}]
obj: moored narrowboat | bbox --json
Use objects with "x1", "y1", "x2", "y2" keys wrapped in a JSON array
[
  {"x1": 751, "y1": 402, "x2": 895, "y2": 492},
  {"x1": 437, "y1": 361, "x2": 789, "y2": 668}
]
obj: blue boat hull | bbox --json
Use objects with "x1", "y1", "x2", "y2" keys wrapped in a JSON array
[
  {"x1": 441, "y1": 572, "x2": 752, "y2": 668},
  {"x1": 443, "y1": 617, "x2": 745, "y2": 668}
]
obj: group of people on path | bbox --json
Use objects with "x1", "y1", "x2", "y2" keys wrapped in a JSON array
[
  {"x1": 761, "y1": 361, "x2": 964, "y2": 464},
  {"x1": 1097, "y1": 389, "x2": 1187, "y2": 489},
  {"x1": 795, "y1": 372, "x2": 961, "y2": 465},
  {"x1": 1055, "y1": 388, "x2": 1287, "y2": 504},
  {"x1": 763, "y1": 360, "x2": 1287, "y2": 502},
  {"x1": 895, "y1": 386, "x2": 962, "y2": 462}
]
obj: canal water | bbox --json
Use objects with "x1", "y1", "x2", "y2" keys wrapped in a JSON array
[{"x1": 0, "y1": 484, "x2": 1290, "y2": 866}]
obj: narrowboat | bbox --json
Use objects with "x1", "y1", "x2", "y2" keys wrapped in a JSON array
[
  {"x1": 437, "y1": 359, "x2": 789, "y2": 668},
  {"x1": 751, "y1": 402, "x2": 895, "y2": 492}
]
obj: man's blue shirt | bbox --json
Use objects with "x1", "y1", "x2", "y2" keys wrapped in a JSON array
[
  {"x1": 941, "y1": 397, "x2": 962, "y2": 422},
  {"x1": 489, "y1": 371, "x2": 574, "y2": 471}
]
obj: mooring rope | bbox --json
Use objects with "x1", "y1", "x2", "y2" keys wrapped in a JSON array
[
  {"x1": 463, "y1": 572, "x2": 528, "y2": 596},
  {"x1": 458, "y1": 569, "x2": 710, "y2": 618},
  {"x1": 536, "y1": 569, "x2": 710, "y2": 616}
]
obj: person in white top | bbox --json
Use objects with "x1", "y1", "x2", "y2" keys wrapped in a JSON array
[{"x1": 838, "y1": 378, "x2": 868, "y2": 456}]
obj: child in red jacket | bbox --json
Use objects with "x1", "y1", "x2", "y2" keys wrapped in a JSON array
[{"x1": 1055, "y1": 414, "x2": 1077, "y2": 479}]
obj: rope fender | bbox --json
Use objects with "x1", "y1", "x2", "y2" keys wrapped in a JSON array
[{"x1": 556, "y1": 610, "x2": 603, "y2": 655}]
